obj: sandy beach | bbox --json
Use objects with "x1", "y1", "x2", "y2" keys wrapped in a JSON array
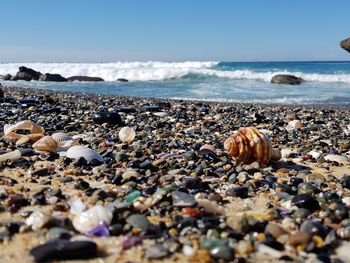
[{"x1": 0, "y1": 85, "x2": 350, "y2": 262}]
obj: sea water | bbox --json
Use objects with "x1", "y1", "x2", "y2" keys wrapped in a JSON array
[{"x1": 0, "y1": 61, "x2": 349, "y2": 105}]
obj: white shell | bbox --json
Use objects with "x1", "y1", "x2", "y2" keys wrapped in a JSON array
[
  {"x1": 66, "y1": 145, "x2": 104, "y2": 163},
  {"x1": 119, "y1": 126, "x2": 136, "y2": 143},
  {"x1": 72, "y1": 205, "x2": 112, "y2": 233},
  {"x1": 4, "y1": 120, "x2": 45, "y2": 140},
  {"x1": 0, "y1": 149, "x2": 22, "y2": 163},
  {"x1": 286, "y1": 120, "x2": 302, "y2": 131},
  {"x1": 52, "y1": 133, "x2": 72, "y2": 143},
  {"x1": 324, "y1": 154, "x2": 349, "y2": 164}
]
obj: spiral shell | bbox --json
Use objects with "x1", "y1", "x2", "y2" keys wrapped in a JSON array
[
  {"x1": 119, "y1": 126, "x2": 136, "y2": 143},
  {"x1": 224, "y1": 127, "x2": 280, "y2": 164},
  {"x1": 32, "y1": 136, "x2": 58, "y2": 152},
  {"x1": 4, "y1": 120, "x2": 45, "y2": 141}
]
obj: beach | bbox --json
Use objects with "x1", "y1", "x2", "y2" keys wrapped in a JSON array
[{"x1": 0, "y1": 85, "x2": 349, "y2": 262}]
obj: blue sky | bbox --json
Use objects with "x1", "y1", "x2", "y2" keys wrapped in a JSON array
[{"x1": 0, "y1": 0, "x2": 349, "y2": 62}]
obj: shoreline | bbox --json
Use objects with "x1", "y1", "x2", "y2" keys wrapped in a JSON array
[{"x1": 2, "y1": 84, "x2": 350, "y2": 110}]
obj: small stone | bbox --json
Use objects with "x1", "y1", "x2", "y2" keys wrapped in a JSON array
[
  {"x1": 26, "y1": 211, "x2": 50, "y2": 231},
  {"x1": 145, "y1": 244, "x2": 169, "y2": 259},
  {"x1": 286, "y1": 120, "x2": 302, "y2": 131},
  {"x1": 47, "y1": 227, "x2": 72, "y2": 240},
  {"x1": 183, "y1": 245, "x2": 196, "y2": 256},
  {"x1": 30, "y1": 240, "x2": 97, "y2": 262},
  {"x1": 126, "y1": 214, "x2": 157, "y2": 233},
  {"x1": 324, "y1": 154, "x2": 349, "y2": 164},
  {"x1": 265, "y1": 223, "x2": 286, "y2": 239},
  {"x1": 226, "y1": 186, "x2": 249, "y2": 198},
  {"x1": 171, "y1": 191, "x2": 197, "y2": 207},
  {"x1": 209, "y1": 246, "x2": 235, "y2": 261},
  {"x1": 292, "y1": 194, "x2": 320, "y2": 212}
]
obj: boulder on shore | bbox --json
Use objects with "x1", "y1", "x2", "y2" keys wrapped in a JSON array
[
  {"x1": 117, "y1": 78, "x2": 129, "y2": 82},
  {"x1": 340, "y1": 38, "x2": 350, "y2": 53},
  {"x1": 271, "y1": 74, "x2": 304, "y2": 85},
  {"x1": 39, "y1": 73, "x2": 67, "y2": 82},
  {"x1": 67, "y1": 76, "x2": 104, "y2": 82},
  {"x1": 2, "y1": 74, "x2": 12, "y2": 81},
  {"x1": 13, "y1": 66, "x2": 42, "y2": 81}
]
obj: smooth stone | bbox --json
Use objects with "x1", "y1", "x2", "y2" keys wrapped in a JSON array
[
  {"x1": 292, "y1": 194, "x2": 320, "y2": 212},
  {"x1": 271, "y1": 74, "x2": 304, "y2": 85},
  {"x1": 67, "y1": 76, "x2": 104, "y2": 82},
  {"x1": 30, "y1": 240, "x2": 97, "y2": 262},
  {"x1": 145, "y1": 244, "x2": 168, "y2": 259},
  {"x1": 47, "y1": 227, "x2": 72, "y2": 240},
  {"x1": 209, "y1": 246, "x2": 235, "y2": 261},
  {"x1": 341, "y1": 176, "x2": 350, "y2": 189},
  {"x1": 286, "y1": 120, "x2": 303, "y2": 131},
  {"x1": 171, "y1": 191, "x2": 197, "y2": 207},
  {"x1": 226, "y1": 186, "x2": 249, "y2": 198},
  {"x1": 126, "y1": 214, "x2": 157, "y2": 233},
  {"x1": 141, "y1": 105, "x2": 161, "y2": 112},
  {"x1": 93, "y1": 111, "x2": 122, "y2": 125},
  {"x1": 39, "y1": 73, "x2": 67, "y2": 82}
]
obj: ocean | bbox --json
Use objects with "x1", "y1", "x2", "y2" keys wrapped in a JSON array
[{"x1": 0, "y1": 61, "x2": 350, "y2": 105}]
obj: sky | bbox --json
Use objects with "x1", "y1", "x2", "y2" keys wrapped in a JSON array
[{"x1": 0, "y1": 0, "x2": 349, "y2": 62}]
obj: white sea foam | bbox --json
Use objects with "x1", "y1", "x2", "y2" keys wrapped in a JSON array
[{"x1": 1, "y1": 62, "x2": 350, "y2": 83}]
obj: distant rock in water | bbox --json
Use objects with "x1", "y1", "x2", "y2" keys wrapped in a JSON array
[
  {"x1": 13, "y1": 66, "x2": 42, "y2": 81},
  {"x1": 39, "y1": 73, "x2": 67, "y2": 82},
  {"x1": 340, "y1": 38, "x2": 350, "y2": 53},
  {"x1": 67, "y1": 76, "x2": 104, "y2": 82},
  {"x1": 271, "y1": 74, "x2": 304, "y2": 85},
  {"x1": 117, "y1": 78, "x2": 129, "y2": 82},
  {"x1": 2, "y1": 74, "x2": 12, "y2": 81}
]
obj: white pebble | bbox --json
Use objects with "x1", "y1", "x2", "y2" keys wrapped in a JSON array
[
  {"x1": 72, "y1": 205, "x2": 112, "y2": 233},
  {"x1": 183, "y1": 245, "x2": 196, "y2": 256},
  {"x1": 26, "y1": 211, "x2": 50, "y2": 231},
  {"x1": 286, "y1": 120, "x2": 302, "y2": 131},
  {"x1": 70, "y1": 198, "x2": 86, "y2": 216}
]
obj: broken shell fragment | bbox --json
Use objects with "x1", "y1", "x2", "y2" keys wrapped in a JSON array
[
  {"x1": 32, "y1": 136, "x2": 58, "y2": 152},
  {"x1": 66, "y1": 145, "x2": 104, "y2": 163},
  {"x1": 119, "y1": 126, "x2": 136, "y2": 143},
  {"x1": 0, "y1": 149, "x2": 22, "y2": 163},
  {"x1": 4, "y1": 120, "x2": 45, "y2": 141},
  {"x1": 51, "y1": 133, "x2": 73, "y2": 144},
  {"x1": 224, "y1": 127, "x2": 281, "y2": 164}
]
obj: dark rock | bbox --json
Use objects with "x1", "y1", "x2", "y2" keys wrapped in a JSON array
[
  {"x1": 340, "y1": 38, "x2": 350, "y2": 53},
  {"x1": 39, "y1": 73, "x2": 67, "y2": 82},
  {"x1": 67, "y1": 76, "x2": 104, "y2": 82},
  {"x1": 271, "y1": 74, "x2": 304, "y2": 85},
  {"x1": 145, "y1": 244, "x2": 169, "y2": 259},
  {"x1": 0, "y1": 88, "x2": 3, "y2": 98},
  {"x1": 93, "y1": 111, "x2": 122, "y2": 125},
  {"x1": 341, "y1": 175, "x2": 350, "y2": 189},
  {"x1": 171, "y1": 191, "x2": 197, "y2": 207},
  {"x1": 2, "y1": 74, "x2": 12, "y2": 81},
  {"x1": 13, "y1": 66, "x2": 42, "y2": 81},
  {"x1": 291, "y1": 194, "x2": 320, "y2": 212},
  {"x1": 141, "y1": 105, "x2": 161, "y2": 112},
  {"x1": 117, "y1": 78, "x2": 128, "y2": 82},
  {"x1": 30, "y1": 240, "x2": 98, "y2": 263},
  {"x1": 47, "y1": 227, "x2": 72, "y2": 240},
  {"x1": 226, "y1": 186, "x2": 249, "y2": 198},
  {"x1": 209, "y1": 246, "x2": 235, "y2": 261},
  {"x1": 18, "y1": 98, "x2": 39, "y2": 106},
  {"x1": 116, "y1": 107, "x2": 136, "y2": 113}
]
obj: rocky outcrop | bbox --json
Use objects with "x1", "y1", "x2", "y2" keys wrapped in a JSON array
[
  {"x1": 39, "y1": 73, "x2": 67, "y2": 82},
  {"x1": 67, "y1": 76, "x2": 104, "y2": 82},
  {"x1": 271, "y1": 74, "x2": 304, "y2": 85},
  {"x1": 117, "y1": 78, "x2": 128, "y2": 82},
  {"x1": 2, "y1": 74, "x2": 12, "y2": 81},
  {"x1": 13, "y1": 66, "x2": 42, "y2": 81},
  {"x1": 340, "y1": 38, "x2": 350, "y2": 53}
]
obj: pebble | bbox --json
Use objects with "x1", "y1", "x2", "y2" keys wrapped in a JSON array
[
  {"x1": 145, "y1": 244, "x2": 169, "y2": 259},
  {"x1": 30, "y1": 240, "x2": 97, "y2": 262},
  {"x1": 226, "y1": 186, "x2": 249, "y2": 198},
  {"x1": 126, "y1": 214, "x2": 157, "y2": 233},
  {"x1": 171, "y1": 191, "x2": 197, "y2": 207},
  {"x1": 209, "y1": 246, "x2": 235, "y2": 261}
]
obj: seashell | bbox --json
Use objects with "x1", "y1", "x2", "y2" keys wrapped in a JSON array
[
  {"x1": 66, "y1": 145, "x2": 104, "y2": 163},
  {"x1": 51, "y1": 133, "x2": 72, "y2": 144},
  {"x1": 119, "y1": 126, "x2": 136, "y2": 143},
  {"x1": 200, "y1": 144, "x2": 216, "y2": 152},
  {"x1": 324, "y1": 154, "x2": 349, "y2": 164},
  {"x1": 4, "y1": 120, "x2": 45, "y2": 141},
  {"x1": 0, "y1": 149, "x2": 22, "y2": 163},
  {"x1": 32, "y1": 136, "x2": 58, "y2": 152},
  {"x1": 286, "y1": 120, "x2": 302, "y2": 131},
  {"x1": 72, "y1": 205, "x2": 112, "y2": 233},
  {"x1": 224, "y1": 127, "x2": 281, "y2": 164}
]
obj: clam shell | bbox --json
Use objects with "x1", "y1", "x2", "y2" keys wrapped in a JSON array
[
  {"x1": 0, "y1": 149, "x2": 22, "y2": 163},
  {"x1": 119, "y1": 126, "x2": 136, "y2": 143},
  {"x1": 32, "y1": 136, "x2": 58, "y2": 152},
  {"x1": 4, "y1": 120, "x2": 45, "y2": 141},
  {"x1": 66, "y1": 145, "x2": 104, "y2": 163},
  {"x1": 52, "y1": 133, "x2": 73, "y2": 143},
  {"x1": 72, "y1": 205, "x2": 112, "y2": 233}
]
